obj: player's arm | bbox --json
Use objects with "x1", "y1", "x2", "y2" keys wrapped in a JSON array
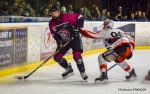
[
  {"x1": 66, "y1": 13, "x2": 102, "y2": 39},
  {"x1": 79, "y1": 29, "x2": 103, "y2": 39},
  {"x1": 76, "y1": 14, "x2": 84, "y2": 29},
  {"x1": 72, "y1": 14, "x2": 84, "y2": 37},
  {"x1": 74, "y1": 14, "x2": 103, "y2": 39},
  {"x1": 79, "y1": 29, "x2": 97, "y2": 38}
]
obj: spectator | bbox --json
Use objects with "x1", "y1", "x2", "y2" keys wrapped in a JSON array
[
  {"x1": 47, "y1": 2, "x2": 53, "y2": 9},
  {"x1": 12, "y1": 0, "x2": 30, "y2": 16},
  {"x1": 67, "y1": 4, "x2": 74, "y2": 13},
  {"x1": 24, "y1": 3, "x2": 36, "y2": 16},
  {"x1": 0, "y1": 1, "x2": 10, "y2": 15},
  {"x1": 83, "y1": 7, "x2": 92, "y2": 20},
  {"x1": 128, "y1": 12, "x2": 136, "y2": 21},
  {"x1": 18, "y1": 0, "x2": 26, "y2": 9},
  {"x1": 99, "y1": 9, "x2": 107, "y2": 21},
  {"x1": 113, "y1": 15, "x2": 120, "y2": 21},
  {"x1": 40, "y1": 2, "x2": 53, "y2": 16},
  {"x1": 55, "y1": 1, "x2": 61, "y2": 8},
  {"x1": 141, "y1": 11, "x2": 148, "y2": 21},
  {"x1": 10, "y1": 2, "x2": 18, "y2": 16},
  {"x1": 60, "y1": 6, "x2": 67, "y2": 14},
  {"x1": 115, "y1": 6, "x2": 124, "y2": 20},
  {"x1": 79, "y1": 8, "x2": 84, "y2": 14},
  {"x1": 17, "y1": 7, "x2": 24, "y2": 16},
  {"x1": 79, "y1": 7, "x2": 92, "y2": 20},
  {"x1": 122, "y1": 15, "x2": 128, "y2": 21},
  {"x1": 91, "y1": 4, "x2": 100, "y2": 20},
  {"x1": 106, "y1": 11, "x2": 111, "y2": 19},
  {"x1": 0, "y1": 0, "x2": 150, "y2": 21},
  {"x1": 135, "y1": 10, "x2": 146, "y2": 21},
  {"x1": 42, "y1": 8, "x2": 49, "y2": 17}
]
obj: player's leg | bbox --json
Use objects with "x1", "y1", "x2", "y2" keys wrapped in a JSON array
[
  {"x1": 114, "y1": 44, "x2": 137, "y2": 79},
  {"x1": 53, "y1": 44, "x2": 74, "y2": 79},
  {"x1": 95, "y1": 50, "x2": 116, "y2": 81},
  {"x1": 116, "y1": 61, "x2": 137, "y2": 79},
  {"x1": 71, "y1": 38, "x2": 88, "y2": 80}
]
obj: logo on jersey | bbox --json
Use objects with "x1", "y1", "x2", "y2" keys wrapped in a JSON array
[
  {"x1": 44, "y1": 27, "x2": 51, "y2": 49},
  {"x1": 57, "y1": 29, "x2": 71, "y2": 41}
]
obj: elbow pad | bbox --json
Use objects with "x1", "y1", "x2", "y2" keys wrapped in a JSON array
[{"x1": 76, "y1": 16, "x2": 84, "y2": 29}]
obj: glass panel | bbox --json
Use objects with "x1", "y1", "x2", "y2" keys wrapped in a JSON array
[{"x1": 0, "y1": 0, "x2": 149, "y2": 22}]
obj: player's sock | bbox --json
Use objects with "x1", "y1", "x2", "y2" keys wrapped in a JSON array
[
  {"x1": 117, "y1": 61, "x2": 132, "y2": 73},
  {"x1": 76, "y1": 59, "x2": 85, "y2": 72},
  {"x1": 55, "y1": 58, "x2": 69, "y2": 69},
  {"x1": 100, "y1": 64, "x2": 107, "y2": 72}
]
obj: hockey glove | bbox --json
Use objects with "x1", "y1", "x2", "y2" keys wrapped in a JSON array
[{"x1": 73, "y1": 28, "x2": 80, "y2": 38}]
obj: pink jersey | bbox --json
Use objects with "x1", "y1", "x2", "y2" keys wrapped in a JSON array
[{"x1": 49, "y1": 13, "x2": 83, "y2": 34}]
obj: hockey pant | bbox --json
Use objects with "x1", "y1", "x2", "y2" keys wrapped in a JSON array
[{"x1": 98, "y1": 44, "x2": 133, "y2": 72}]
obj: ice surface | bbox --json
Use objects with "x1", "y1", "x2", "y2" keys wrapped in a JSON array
[{"x1": 0, "y1": 50, "x2": 150, "y2": 94}]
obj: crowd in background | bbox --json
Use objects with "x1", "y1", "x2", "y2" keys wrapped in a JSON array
[
  {"x1": 0, "y1": 0, "x2": 36, "y2": 17},
  {"x1": 0, "y1": 0, "x2": 149, "y2": 21}
]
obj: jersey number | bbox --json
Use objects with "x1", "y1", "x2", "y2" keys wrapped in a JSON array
[{"x1": 111, "y1": 32, "x2": 123, "y2": 38}]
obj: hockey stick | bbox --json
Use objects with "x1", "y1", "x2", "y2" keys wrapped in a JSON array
[
  {"x1": 106, "y1": 63, "x2": 117, "y2": 72},
  {"x1": 15, "y1": 38, "x2": 74, "y2": 80}
]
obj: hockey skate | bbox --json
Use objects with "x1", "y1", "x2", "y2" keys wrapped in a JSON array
[
  {"x1": 145, "y1": 70, "x2": 150, "y2": 81},
  {"x1": 95, "y1": 72, "x2": 108, "y2": 82},
  {"x1": 125, "y1": 68, "x2": 137, "y2": 80},
  {"x1": 80, "y1": 72, "x2": 88, "y2": 80},
  {"x1": 62, "y1": 63, "x2": 74, "y2": 79}
]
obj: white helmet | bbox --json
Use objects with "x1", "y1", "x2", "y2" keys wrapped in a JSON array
[{"x1": 103, "y1": 19, "x2": 114, "y2": 29}]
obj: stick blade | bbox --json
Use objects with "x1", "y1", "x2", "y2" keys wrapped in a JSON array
[{"x1": 14, "y1": 76, "x2": 26, "y2": 80}]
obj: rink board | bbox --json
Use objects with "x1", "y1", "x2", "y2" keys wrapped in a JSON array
[
  {"x1": 0, "y1": 22, "x2": 150, "y2": 77},
  {"x1": 0, "y1": 46, "x2": 150, "y2": 78}
]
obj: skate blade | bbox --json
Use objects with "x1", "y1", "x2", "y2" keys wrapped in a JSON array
[
  {"x1": 95, "y1": 79, "x2": 108, "y2": 84},
  {"x1": 82, "y1": 76, "x2": 88, "y2": 81},
  {"x1": 126, "y1": 77, "x2": 138, "y2": 81},
  {"x1": 62, "y1": 73, "x2": 75, "y2": 79},
  {"x1": 82, "y1": 78, "x2": 88, "y2": 82},
  {"x1": 84, "y1": 80, "x2": 88, "y2": 82}
]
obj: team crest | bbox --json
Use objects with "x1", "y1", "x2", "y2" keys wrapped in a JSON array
[{"x1": 57, "y1": 29, "x2": 71, "y2": 41}]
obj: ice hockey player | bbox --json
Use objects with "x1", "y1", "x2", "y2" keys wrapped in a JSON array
[
  {"x1": 79, "y1": 19, "x2": 137, "y2": 81},
  {"x1": 48, "y1": 5, "x2": 88, "y2": 80},
  {"x1": 145, "y1": 70, "x2": 150, "y2": 81}
]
